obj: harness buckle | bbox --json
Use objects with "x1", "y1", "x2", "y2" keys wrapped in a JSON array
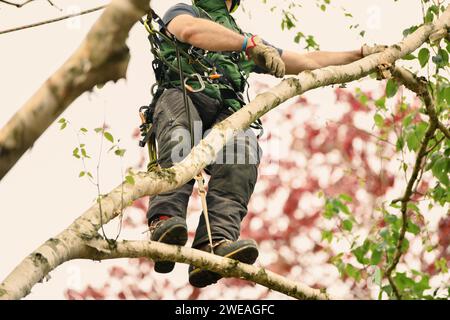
[{"x1": 184, "y1": 73, "x2": 205, "y2": 93}]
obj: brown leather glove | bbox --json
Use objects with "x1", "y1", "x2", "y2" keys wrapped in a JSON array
[
  {"x1": 361, "y1": 44, "x2": 388, "y2": 57},
  {"x1": 246, "y1": 35, "x2": 285, "y2": 78}
]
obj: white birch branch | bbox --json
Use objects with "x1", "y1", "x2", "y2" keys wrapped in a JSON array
[
  {"x1": 0, "y1": 0, "x2": 150, "y2": 180},
  {"x1": 0, "y1": 4, "x2": 448, "y2": 301},
  {"x1": 79, "y1": 239, "x2": 330, "y2": 300}
]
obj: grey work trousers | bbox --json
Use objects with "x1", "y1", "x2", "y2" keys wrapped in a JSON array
[{"x1": 147, "y1": 88, "x2": 261, "y2": 248}]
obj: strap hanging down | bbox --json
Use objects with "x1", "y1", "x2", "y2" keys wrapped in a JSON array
[{"x1": 195, "y1": 173, "x2": 214, "y2": 254}]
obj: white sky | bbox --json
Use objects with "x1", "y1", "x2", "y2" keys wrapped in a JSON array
[{"x1": 0, "y1": 0, "x2": 428, "y2": 299}]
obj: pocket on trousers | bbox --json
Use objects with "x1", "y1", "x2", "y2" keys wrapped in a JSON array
[{"x1": 188, "y1": 91, "x2": 223, "y2": 129}]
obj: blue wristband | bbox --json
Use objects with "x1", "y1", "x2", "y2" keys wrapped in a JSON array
[{"x1": 241, "y1": 36, "x2": 249, "y2": 51}]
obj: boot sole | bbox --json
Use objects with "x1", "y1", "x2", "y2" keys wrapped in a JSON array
[
  {"x1": 189, "y1": 244, "x2": 258, "y2": 288},
  {"x1": 154, "y1": 224, "x2": 188, "y2": 273}
]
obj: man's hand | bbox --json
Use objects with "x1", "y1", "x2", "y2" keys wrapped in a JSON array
[
  {"x1": 361, "y1": 44, "x2": 388, "y2": 57},
  {"x1": 246, "y1": 36, "x2": 286, "y2": 78}
]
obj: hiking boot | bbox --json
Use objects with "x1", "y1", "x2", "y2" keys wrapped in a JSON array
[
  {"x1": 188, "y1": 239, "x2": 259, "y2": 288},
  {"x1": 149, "y1": 216, "x2": 188, "y2": 273}
]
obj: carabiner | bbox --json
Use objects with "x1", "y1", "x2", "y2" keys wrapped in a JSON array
[{"x1": 184, "y1": 73, "x2": 205, "y2": 93}]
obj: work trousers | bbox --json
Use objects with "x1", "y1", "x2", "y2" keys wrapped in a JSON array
[{"x1": 147, "y1": 88, "x2": 261, "y2": 248}]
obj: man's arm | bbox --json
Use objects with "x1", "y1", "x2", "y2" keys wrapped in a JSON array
[
  {"x1": 281, "y1": 49, "x2": 362, "y2": 75},
  {"x1": 167, "y1": 14, "x2": 378, "y2": 77},
  {"x1": 167, "y1": 14, "x2": 245, "y2": 51}
]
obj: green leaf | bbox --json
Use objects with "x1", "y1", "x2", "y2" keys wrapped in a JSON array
[
  {"x1": 374, "y1": 267, "x2": 382, "y2": 286},
  {"x1": 342, "y1": 219, "x2": 353, "y2": 231},
  {"x1": 435, "y1": 257, "x2": 449, "y2": 273},
  {"x1": 402, "y1": 53, "x2": 416, "y2": 60},
  {"x1": 402, "y1": 114, "x2": 414, "y2": 127},
  {"x1": 373, "y1": 113, "x2": 384, "y2": 128},
  {"x1": 323, "y1": 200, "x2": 339, "y2": 219},
  {"x1": 80, "y1": 128, "x2": 88, "y2": 133},
  {"x1": 103, "y1": 132, "x2": 114, "y2": 143},
  {"x1": 59, "y1": 122, "x2": 67, "y2": 130},
  {"x1": 321, "y1": 230, "x2": 333, "y2": 243},
  {"x1": 442, "y1": 86, "x2": 450, "y2": 105},
  {"x1": 333, "y1": 199, "x2": 351, "y2": 215},
  {"x1": 371, "y1": 249, "x2": 382, "y2": 265},
  {"x1": 58, "y1": 118, "x2": 66, "y2": 123},
  {"x1": 72, "y1": 147, "x2": 80, "y2": 159},
  {"x1": 418, "y1": 48, "x2": 430, "y2": 68},
  {"x1": 394, "y1": 272, "x2": 415, "y2": 291},
  {"x1": 125, "y1": 175, "x2": 135, "y2": 185},
  {"x1": 345, "y1": 264, "x2": 361, "y2": 281},
  {"x1": 403, "y1": 25, "x2": 418, "y2": 37},
  {"x1": 114, "y1": 149, "x2": 126, "y2": 157},
  {"x1": 386, "y1": 79, "x2": 398, "y2": 98},
  {"x1": 94, "y1": 127, "x2": 103, "y2": 133},
  {"x1": 396, "y1": 136, "x2": 404, "y2": 151},
  {"x1": 375, "y1": 96, "x2": 386, "y2": 110},
  {"x1": 78, "y1": 171, "x2": 85, "y2": 178},
  {"x1": 432, "y1": 49, "x2": 449, "y2": 69},
  {"x1": 87, "y1": 172, "x2": 93, "y2": 179},
  {"x1": 294, "y1": 32, "x2": 304, "y2": 44},
  {"x1": 81, "y1": 148, "x2": 88, "y2": 158},
  {"x1": 406, "y1": 130, "x2": 420, "y2": 151},
  {"x1": 401, "y1": 238, "x2": 410, "y2": 253},
  {"x1": 339, "y1": 193, "x2": 353, "y2": 203},
  {"x1": 352, "y1": 241, "x2": 371, "y2": 265},
  {"x1": 424, "y1": 8, "x2": 434, "y2": 23},
  {"x1": 432, "y1": 157, "x2": 450, "y2": 186},
  {"x1": 406, "y1": 221, "x2": 420, "y2": 235}
]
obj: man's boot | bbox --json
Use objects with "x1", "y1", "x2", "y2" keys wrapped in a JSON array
[
  {"x1": 188, "y1": 239, "x2": 259, "y2": 288},
  {"x1": 149, "y1": 216, "x2": 188, "y2": 273}
]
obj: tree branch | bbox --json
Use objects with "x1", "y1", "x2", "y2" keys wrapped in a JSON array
[
  {"x1": 386, "y1": 121, "x2": 437, "y2": 299},
  {"x1": 0, "y1": 0, "x2": 61, "y2": 10},
  {"x1": 0, "y1": 0, "x2": 148, "y2": 180},
  {"x1": 0, "y1": 0, "x2": 35, "y2": 7},
  {"x1": 0, "y1": 4, "x2": 448, "y2": 301},
  {"x1": 385, "y1": 66, "x2": 446, "y2": 299},
  {"x1": 392, "y1": 66, "x2": 450, "y2": 139},
  {"x1": 79, "y1": 239, "x2": 330, "y2": 300},
  {"x1": 0, "y1": 5, "x2": 106, "y2": 35}
]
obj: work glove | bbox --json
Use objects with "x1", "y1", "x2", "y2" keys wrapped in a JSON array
[
  {"x1": 246, "y1": 35, "x2": 285, "y2": 78},
  {"x1": 361, "y1": 44, "x2": 388, "y2": 57}
]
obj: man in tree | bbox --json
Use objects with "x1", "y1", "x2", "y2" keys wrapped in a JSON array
[{"x1": 147, "y1": 0, "x2": 384, "y2": 288}]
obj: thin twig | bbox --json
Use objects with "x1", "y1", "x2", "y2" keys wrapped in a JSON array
[
  {"x1": 425, "y1": 136, "x2": 445, "y2": 155},
  {"x1": 437, "y1": 123, "x2": 450, "y2": 139},
  {"x1": 0, "y1": 5, "x2": 106, "y2": 35},
  {"x1": 46, "y1": 0, "x2": 61, "y2": 11},
  {"x1": 0, "y1": 0, "x2": 35, "y2": 7}
]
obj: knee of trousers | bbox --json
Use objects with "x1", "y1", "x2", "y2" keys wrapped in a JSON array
[
  {"x1": 214, "y1": 128, "x2": 262, "y2": 166},
  {"x1": 207, "y1": 163, "x2": 258, "y2": 208},
  {"x1": 156, "y1": 126, "x2": 194, "y2": 168}
]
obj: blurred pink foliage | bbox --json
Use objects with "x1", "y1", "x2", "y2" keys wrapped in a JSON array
[{"x1": 66, "y1": 83, "x2": 448, "y2": 300}]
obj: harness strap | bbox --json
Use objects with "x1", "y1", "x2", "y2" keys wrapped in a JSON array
[{"x1": 195, "y1": 173, "x2": 214, "y2": 254}]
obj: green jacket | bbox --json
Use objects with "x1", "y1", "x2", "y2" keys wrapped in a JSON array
[{"x1": 158, "y1": 0, "x2": 256, "y2": 111}]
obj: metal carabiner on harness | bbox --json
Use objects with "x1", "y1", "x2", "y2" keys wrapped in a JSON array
[{"x1": 184, "y1": 73, "x2": 206, "y2": 93}]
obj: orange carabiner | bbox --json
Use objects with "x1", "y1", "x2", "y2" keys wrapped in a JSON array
[{"x1": 209, "y1": 73, "x2": 221, "y2": 80}]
